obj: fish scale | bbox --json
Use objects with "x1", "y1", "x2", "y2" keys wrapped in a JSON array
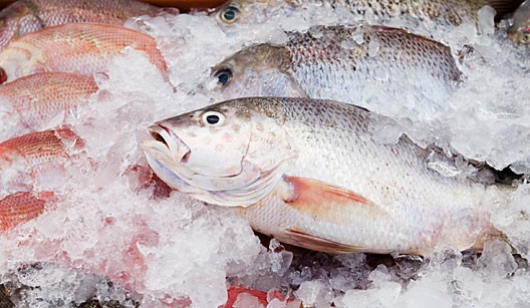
[
  {"x1": 0, "y1": 0, "x2": 172, "y2": 51},
  {"x1": 213, "y1": 25, "x2": 460, "y2": 118},
  {"x1": 214, "y1": 0, "x2": 523, "y2": 27},
  {"x1": 0, "y1": 22, "x2": 168, "y2": 83},
  {"x1": 0, "y1": 72, "x2": 98, "y2": 140},
  {"x1": 141, "y1": 97, "x2": 514, "y2": 256}
]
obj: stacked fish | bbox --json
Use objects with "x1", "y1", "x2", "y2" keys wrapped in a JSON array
[{"x1": 0, "y1": 0, "x2": 529, "y2": 307}]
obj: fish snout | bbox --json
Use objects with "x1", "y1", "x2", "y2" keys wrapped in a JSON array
[{"x1": 148, "y1": 123, "x2": 191, "y2": 164}]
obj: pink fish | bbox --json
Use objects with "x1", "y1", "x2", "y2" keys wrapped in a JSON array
[
  {"x1": 0, "y1": 22, "x2": 169, "y2": 83},
  {"x1": 0, "y1": 72, "x2": 98, "y2": 137},
  {"x1": 0, "y1": 0, "x2": 176, "y2": 51}
]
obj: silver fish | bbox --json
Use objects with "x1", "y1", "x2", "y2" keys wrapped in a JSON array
[
  {"x1": 211, "y1": 25, "x2": 461, "y2": 117},
  {"x1": 212, "y1": 0, "x2": 522, "y2": 28},
  {"x1": 141, "y1": 97, "x2": 513, "y2": 257}
]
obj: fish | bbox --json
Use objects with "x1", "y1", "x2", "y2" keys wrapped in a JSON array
[
  {"x1": 212, "y1": 0, "x2": 522, "y2": 29},
  {"x1": 0, "y1": 191, "x2": 55, "y2": 230},
  {"x1": 211, "y1": 25, "x2": 460, "y2": 116},
  {"x1": 0, "y1": 0, "x2": 176, "y2": 51},
  {"x1": 508, "y1": 0, "x2": 530, "y2": 44},
  {"x1": 0, "y1": 72, "x2": 98, "y2": 139},
  {"x1": 0, "y1": 128, "x2": 84, "y2": 195},
  {"x1": 0, "y1": 22, "x2": 169, "y2": 84},
  {"x1": 0, "y1": 128, "x2": 81, "y2": 230},
  {"x1": 141, "y1": 97, "x2": 514, "y2": 257}
]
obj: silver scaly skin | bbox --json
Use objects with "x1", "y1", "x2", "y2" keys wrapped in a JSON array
[
  {"x1": 141, "y1": 97, "x2": 514, "y2": 257},
  {"x1": 212, "y1": 0, "x2": 521, "y2": 28},
  {"x1": 212, "y1": 25, "x2": 461, "y2": 118}
]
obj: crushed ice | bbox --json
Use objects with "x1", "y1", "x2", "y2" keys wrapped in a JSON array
[{"x1": 1, "y1": 2, "x2": 530, "y2": 307}]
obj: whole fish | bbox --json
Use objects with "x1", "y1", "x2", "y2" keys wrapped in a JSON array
[
  {"x1": 0, "y1": 0, "x2": 175, "y2": 51},
  {"x1": 141, "y1": 97, "x2": 513, "y2": 256},
  {"x1": 0, "y1": 72, "x2": 98, "y2": 139},
  {"x1": 508, "y1": 0, "x2": 530, "y2": 44},
  {"x1": 0, "y1": 22, "x2": 168, "y2": 84},
  {"x1": 212, "y1": 25, "x2": 460, "y2": 116},
  {"x1": 212, "y1": 0, "x2": 522, "y2": 28}
]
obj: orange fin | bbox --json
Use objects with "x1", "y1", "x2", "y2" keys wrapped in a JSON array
[
  {"x1": 285, "y1": 228, "x2": 367, "y2": 254},
  {"x1": 284, "y1": 176, "x2": 374, "y2": 205},
  {"x1": 279, "y1": 176, "x2": 387, "y2": 226}
]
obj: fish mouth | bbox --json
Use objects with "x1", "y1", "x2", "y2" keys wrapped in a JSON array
[{"x1": 148, "y1": 123, "x2": 191, "y2": 164}]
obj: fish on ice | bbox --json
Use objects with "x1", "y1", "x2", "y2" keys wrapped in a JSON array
[
  {"x1": 211, "y1": 25, "x2": 461, "y2": 117},
  {"x1": 141, "y1": 97, "x2": 514, "y2": 257},
  {"x1": 0, "y1": 72, "x2": 98, "y2": 139},
  {"x1": 0, "y1": 0, "x2": 176, "y2": 51},
  {"x1": 0, "y1": 22, "x2": 168, "y2": 84}
]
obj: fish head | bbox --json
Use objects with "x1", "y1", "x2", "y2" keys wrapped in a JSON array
[
  {"x1": 211, "y1": 44, "x2": 306, "y2": 99},
  {"x1": 141, "y1": 98, "x2": 296, "y2": 207},
  {"x1": 509, "y1": 0, "x2": 530, "y2": 45},
  {"x1": 211, "y1": 0, "x2": 280, "y2": 26}
]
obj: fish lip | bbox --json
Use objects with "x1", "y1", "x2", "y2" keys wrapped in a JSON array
[{"x1": 148, "y1": 123, "x2": 191, "y2": 164}]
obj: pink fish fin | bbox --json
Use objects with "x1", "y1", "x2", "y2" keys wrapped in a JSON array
[
  {"x1": 282, "y1": 176, "x2": 375, "y2": 207},
  {"x1": 285, "y1": 228, "x2": 368, "y2": 254},
  {"x1": 488, "y1": 0, "x2": 525, "y2": 18}
]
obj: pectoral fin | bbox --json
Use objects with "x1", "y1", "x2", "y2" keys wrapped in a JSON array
[{"x1": 280, "y1": 176, "x2": 387, "y2": 225}]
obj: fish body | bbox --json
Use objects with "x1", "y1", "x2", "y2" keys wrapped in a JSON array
[
  {"x1": 212, "y1": 25, "x2": 460, "y2": 117},
  {"x1": 0, "y1": 128, "x2": 83, "y2": 196},
  {"x1": 0, "y1": 22, "x2": 168, "y2": 83},
  {"x1": 0, "y1": 129, "x2": 81, "y2": 230},
  {"x1": 509, "y1": 0, "x2": 530, "y2": 44},
  {"x1": 213, "y1": 0, "x2": 521, "y2": 29},
  {"x1": 141, "y1": 97, "x2": 512, "y2": 256},
  {"x1": 0, "y1": 0, "x2": 173, "y2": 51},
  {"x1": 0, "y1": 72, "x2": 98, "y2": 139}
]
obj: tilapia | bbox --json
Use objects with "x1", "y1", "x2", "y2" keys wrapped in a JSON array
[
  {"x1": 508, "y1": 0, "x2": 530, "y2": 44},
  {"x1": 212, "y1": 0, "x2": 522, "y2": 28},
  {"x1": 212, "y1": 25, "x2": 460, "y2": 116},
  {"x1": 0, "y1": 72, "x2": 98, "y2": 139},
  {"x1": 141, "y1": 97, "x2": 513, "y2": 256},
  {"x1": 0, "y1": 22, "x2": 168, "y2": 84},
  {"x1": 0, "y1": 0, "x2": 175, "y2": 51}
]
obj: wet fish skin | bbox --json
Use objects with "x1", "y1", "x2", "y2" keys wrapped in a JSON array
[
  {"x1": 212, "y1": 25, "x2": 460, "y2": 114},
  {"x1": 0, "y1": 0, "x2": 174, "y2": 52},
  {"x1": 0, "y1": 72, "x2": 98, "y2": 139},
  {"x1": 0, "y1": 22, "x2": 168, "y2": 84},
  {"x1": 0, "y1": 129, "x2": 83, "y2": 193},
  {"x1": 141, "y1": 97, "x2": 512, "y2": 256},
  {"x1": 213, "y1": 0, "x2": 522, "y2": 28},
  {"x1": 0, "y1": 129, "x2": 80, "y2": 230},
  {"x1": 0, "y1": 191, "x2": 54, "y2": 230},
  {"x1": 509, "y1": 0, "x2": 530, "y2": 44}
]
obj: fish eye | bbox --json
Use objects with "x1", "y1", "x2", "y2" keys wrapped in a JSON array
[
  {"x1": 0, "y1": 68, "x2": 7, "y2": 85},
  {"x1": 202, "y1": 111, "x2": 225, "y2": 126},
  {"x1": 214, "y1": 68, "x2": 232, "y2": 86},
  {"x1": 521, "y1": 29, "x2": 530, "y2": 44},
  {"x1": 220, "y1": 6, "x2": 240, "y2": 23}
]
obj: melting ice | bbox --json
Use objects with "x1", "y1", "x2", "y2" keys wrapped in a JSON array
[{"x1": 1, "y1": 2, "x2": 530, "y2": 308}]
